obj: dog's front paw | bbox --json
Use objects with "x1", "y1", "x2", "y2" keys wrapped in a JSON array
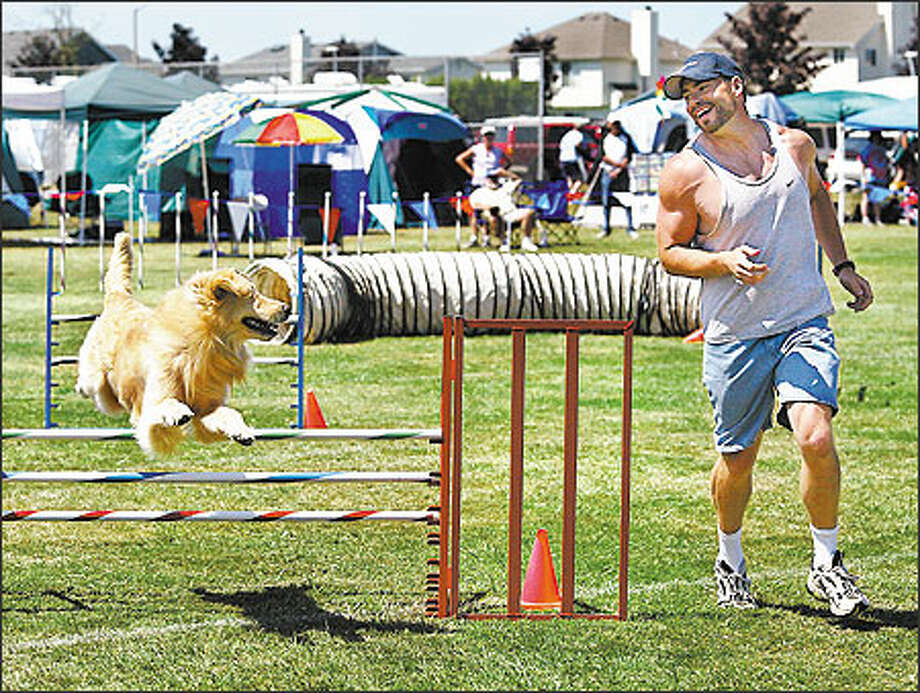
[
  {"x1": 232, "y1": 430, "x2": 255, "y2": 446},
  {"x1": 158, "y1": 400, "x2": 194, "y2": 427}
]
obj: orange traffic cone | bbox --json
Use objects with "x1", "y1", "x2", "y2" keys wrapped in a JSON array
[
  {"x1": 304, "y1": 389, "x2": 327, "y2": 428},
  {"x1": 520, "y1": 528, "x2": 562, "y2": 611},
  {"x1": 682, "y1": 327, "x2": 704, "y2": 343}
]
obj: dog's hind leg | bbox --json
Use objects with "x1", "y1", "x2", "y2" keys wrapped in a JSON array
[{"x1": 193, "y1": 406, "x2": 255, "y2": 446}]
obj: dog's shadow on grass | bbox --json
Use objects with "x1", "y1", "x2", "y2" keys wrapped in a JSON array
[
  {"x1": 191, "y1": 584, "x2": 444, "y2": 642},
  {"x1": 761, "y1": 600, "x2": 918, "y2": 632}
]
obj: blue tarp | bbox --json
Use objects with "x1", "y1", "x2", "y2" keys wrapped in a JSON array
[
  {"x1": 843, "y1": 97, "x2": 918, "y2": 131},
  {"x1": 213, "y1": 110, "x2": 368, "y2": 238},
  {"x1": 369, "y1": 108, "x2": 469, "y2": 142},
  {"x1": 1, "y1": 126, "x2": 30, "y2": 228}
]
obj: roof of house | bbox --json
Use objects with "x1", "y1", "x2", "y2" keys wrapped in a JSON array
[
  {"x1": 225, "y1": 39, "x2": 402, "y2": 69},
  {"x1": 477, "y1": 12, "x2": 693, "y2": 63},
  {"x1": 699, "y1": 2, "x2": 884, "y2": 50},
  {"x1": 2, "y1": 29, "x2": 117, "y2": 74},
  {"x1": 103, "y1": 44, "x2": 155, "y2": 65}
]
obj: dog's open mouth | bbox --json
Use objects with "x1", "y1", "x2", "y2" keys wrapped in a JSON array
[{"x1": 242, "y1": 317, "x2": 280, "y2": 338}]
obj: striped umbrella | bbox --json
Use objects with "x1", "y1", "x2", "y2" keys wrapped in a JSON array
[
  {"x1": 234, "y1": 111, "x2": 346, "y2": 250},
  {"x1": 137, "y1": 91, "x2": 260, "y2": 170}
]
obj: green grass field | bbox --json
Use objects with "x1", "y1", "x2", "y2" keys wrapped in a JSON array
[{"x1": 2, "y1": 221, "x2": 917, "y2": 690}]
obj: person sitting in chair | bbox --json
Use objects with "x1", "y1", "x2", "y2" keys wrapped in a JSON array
[
  {"x1": 455, "y1": 125, "x2": 510, "y2": 247},
  {"x1": 468, "y1": 169, "x2": 539, "y2": 252}
]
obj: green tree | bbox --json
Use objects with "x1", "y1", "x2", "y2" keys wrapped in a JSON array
[
  {"x1": 447, "y1": 75, "x2": 538, "y2": 122},
  {"x1": 510, "y1": 30, "x2": 558, "y2": 101},
  {"x1": 152, "y1": 23, "x2": 218, "y2": 81},
  {"x1": 717, "y1": 2, "x2": 821, "y2": 95},
  {"x1": 11, "y1": 5, "x2": 96, "y2": 84}
]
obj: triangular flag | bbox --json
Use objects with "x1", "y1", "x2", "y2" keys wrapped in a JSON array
[
  {"x1": 367, "y1": 203, "x2": 396, "y2": 235},
  {"x1": 225, "y1": 201, "x2": 250, "y2": 243},
  {"x1": 407, "y1": 200, "x2": 438, "y2": 229},
  {"x1": 449, "y1": 195, "x2": 473, "y2": 217},
  {"x1": 318, "y1": 206, "x2": 341, "y2": 239},
  {"x1": 188, "y1": 198, "x2": 210, "y2": 237}
]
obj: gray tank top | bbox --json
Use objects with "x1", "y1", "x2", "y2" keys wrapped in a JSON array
[{"x1": 690, "y1": 119, "x2": 833, "y2": 343}]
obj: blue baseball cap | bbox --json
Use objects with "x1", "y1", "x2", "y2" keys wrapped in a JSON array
[{"x1": 663, "y1": 52, "x2": 744, "y2": 100}]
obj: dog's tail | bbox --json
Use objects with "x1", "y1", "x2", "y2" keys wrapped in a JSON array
[{"x1": 104, "y1": 232, "x2": 133, "y2": 298}]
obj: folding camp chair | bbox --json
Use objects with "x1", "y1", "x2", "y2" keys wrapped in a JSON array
[{"x1": 519, "y1": 179, "x2": 582, "y2": 245}]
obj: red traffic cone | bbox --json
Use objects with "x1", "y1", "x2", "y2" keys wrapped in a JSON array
[
  {"x1": 682, "y1": 327, "x2": 704, "y2": 343},
  {"x1": 304, "y1": 389, "x2": 327, "y2": 428},
  {"x1": 521, "y1": 528, "x2": 562, "y2": 611}
]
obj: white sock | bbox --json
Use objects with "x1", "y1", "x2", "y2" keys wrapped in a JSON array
[
  {"x1": 717, "y1": 527, "x2": 744, "y2": 573},
  {"x1": 810, "y1": 524, "x2": 838, "y2": 570}
]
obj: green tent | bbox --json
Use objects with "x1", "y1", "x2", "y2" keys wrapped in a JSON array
[
  {"x1": 163, "y1": 71, "x2": 222, "y2": 99},
  {"x1": 2, "y1": 63, "x2": 194, "y2": 121},
  {"x1": 779, "y1": 90, "x2": 897, "y2": 123},
  {"x1": 2, "y1": 65, "x2": 204, "y2": 223}
]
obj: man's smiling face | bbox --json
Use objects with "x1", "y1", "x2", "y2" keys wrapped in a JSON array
[{"x1": 682, "y1": 77, "x2": 741, "y2": 134}]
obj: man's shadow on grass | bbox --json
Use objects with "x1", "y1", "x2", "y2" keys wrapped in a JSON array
[
  {"x1": 761, "y1": 600, "x2": 918, "y2": 632},
  {"x1": 191, "y1": 584, "x2": 444, "y2": 642}
]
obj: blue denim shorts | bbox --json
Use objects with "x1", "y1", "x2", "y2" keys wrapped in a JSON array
[{"x1": 702, "y1": 316, "x2": 840, "y2": 453}]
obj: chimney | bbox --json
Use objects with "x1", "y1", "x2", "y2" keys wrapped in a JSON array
[
  {"x1": 630, "y1": 6, "x2": 659, "y2": 93},
  {"x1": 290, "y1": 30, "x2": 309, "y2": 85}
]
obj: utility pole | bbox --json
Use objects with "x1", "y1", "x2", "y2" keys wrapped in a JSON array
[
  {"x1": 537, "y1": 48, "x2": 544, "y2": 181},
  {"x1": 132, "y1": 5, "x2": 147, "y2": 64}
]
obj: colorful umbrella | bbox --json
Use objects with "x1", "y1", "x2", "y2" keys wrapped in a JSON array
[
  {"x1": 234, "y1": 110, "x2": 345, "y2": 147},
  {"x1": 234, "y1": 110, "x2": 346, "y2": 252}
]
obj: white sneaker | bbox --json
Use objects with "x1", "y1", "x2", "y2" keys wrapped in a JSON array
[
  {"x1": 520, "y1": 236, "x2": 539, "y2": 252},
  {"x1": 806, "y1": 550, "x2": 870, "y2": 617},
  {"x1": 714, "y1": 558, "x2": 758, "y2": 609},
  {"x1": 626, "y1": 229, "x2": 639, "y2": 240},
  {"x1": 499, "y1": 242, "x2": 511, "y2": 253},
  {"x1": 463, "y1": 236, "x2": 479, "y2": 249}
]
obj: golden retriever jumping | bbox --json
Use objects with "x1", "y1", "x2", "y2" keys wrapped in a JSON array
[{"x1": 76, "y1": 232, "x2": 290, "y2": 456}]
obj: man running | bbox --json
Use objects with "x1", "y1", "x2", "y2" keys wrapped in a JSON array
[{"x1": 655, "y1": 52, "x2": 874, "y2": 616}]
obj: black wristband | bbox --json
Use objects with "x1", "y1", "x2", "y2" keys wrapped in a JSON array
[{"x1": 832, "y1": 260, "x2": 855, "y2": 277}]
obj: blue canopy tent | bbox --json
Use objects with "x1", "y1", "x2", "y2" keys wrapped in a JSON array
[
  {"x1": 843, "y1": 97, "x2": 918, "y2": 131},
  {"x1": 213, "y1": 108, "x2": 368, "y2": 240},
  {"x1": 361, "y1": 106, "x2": 469, "y2": 226},
  {"x1": 779, "y1": 90, "x2": 897, "y2": 124},
  {"x1": 780, "y1": 90, "x2": 899, "y2": 225}
]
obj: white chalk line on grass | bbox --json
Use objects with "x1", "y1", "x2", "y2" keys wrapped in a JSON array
[
  {"x1": 3, "y1": 617, "x2": 251, "y2": 653},
  {"x1": 3, "y1": 553, "x2": 914, "y2": 653}
]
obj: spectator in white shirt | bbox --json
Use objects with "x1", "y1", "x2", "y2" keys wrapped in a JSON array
[
  {"x1": 599, "y1": 117, "x2": 637, "y2": 239},
  {"x1": 559, "y1": 124, "x2": 588, "y2": 193}
]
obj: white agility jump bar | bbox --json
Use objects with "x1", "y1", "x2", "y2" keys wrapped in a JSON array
[
  {"x1": 2, "y1": 470, "x2": 438, "y2": 484},
  {"x1": 2, "y1": 428, "x2": 442, "y2": 443},
  {"x1": 2, "y1": 510, "x2": 439, "y2": 522}
]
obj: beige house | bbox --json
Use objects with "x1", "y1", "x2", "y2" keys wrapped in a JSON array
[
  {"x1": 477, "y1": 12, "x2": 693, "y2": 114},
  {"x1": 699, "y1": 2, "x2": 918, "y2": 92}
]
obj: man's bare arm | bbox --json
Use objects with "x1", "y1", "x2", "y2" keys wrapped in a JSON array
[{"x1": 786, "y1": 128, "x2": 873, "y2": 311}]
